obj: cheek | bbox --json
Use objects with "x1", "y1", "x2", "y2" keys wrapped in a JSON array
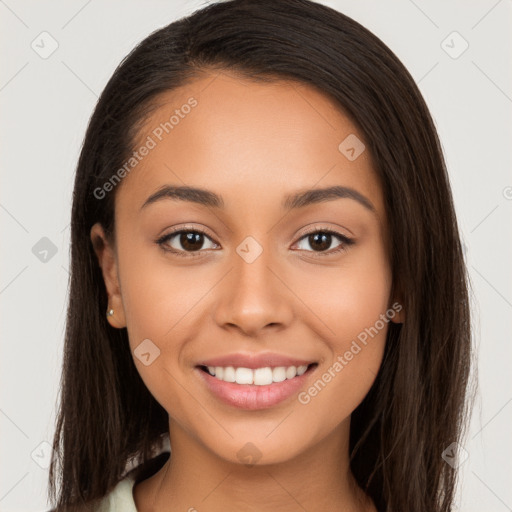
[
  {"x1": 306, "y1": 240, "x2": 392, "y2": 346},
  {"x1": 116, "y1": 236, "x2": 211, "y2": 342},
  {"x1": 115, "y1": 240, "x2": 204, "y2": 410},
  {"x1": 298, "y1": 243, "x2": 391, "y2": 408},
  {"x1": 115, "y1": 238, "x2": 219, "y2": 411}
]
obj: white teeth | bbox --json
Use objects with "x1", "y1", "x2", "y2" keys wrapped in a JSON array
[
  {"x1": 254, "y1": 367, "x2": 273, "y2": 385},
  {"x1": 286, "y1": 366, "x2": 296, "y2": 379},
  {"x1": 205, "y1": 364, "x2": 310, "y2": 385},
  {"x1": 297, "y1": 365, "x2": 308, "y2": 376},
  {"x1": 235, "y1": 367, "x2": 253, "y2": 384},
  {"x1": 222, "y1": 366, "x2": 236, "y2": 382},
  {"x1": 272, "y1": 367, "x2": 286, "y2": 382}
]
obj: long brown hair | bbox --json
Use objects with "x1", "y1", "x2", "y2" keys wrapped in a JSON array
[{"x1": 48, "y1": 1, "x2": 474, "y2": 510}]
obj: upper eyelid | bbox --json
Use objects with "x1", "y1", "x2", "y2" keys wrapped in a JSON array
[{"x1": 294, "y1": 223, "x2": 352, "y2": 240}]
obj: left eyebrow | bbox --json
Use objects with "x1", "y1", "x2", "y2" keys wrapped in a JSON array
[
  {"x1": 140, "y1": 185, "x2": 224, "y2": 210},
  {"x1": 282, "y1": 185, "x2": 376, "y2": 214},
  {"x1": 140, "y1": 184, "x2": 376, "y2": 214}
]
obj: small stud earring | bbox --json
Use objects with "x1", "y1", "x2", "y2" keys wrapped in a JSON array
[{"x1": 106, "y1": 308, "x2": 114, "y2": 318}]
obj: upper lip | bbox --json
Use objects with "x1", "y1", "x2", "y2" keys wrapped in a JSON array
[{"x1": 196, "y1": 352, "x2": 316, "y2": 370}]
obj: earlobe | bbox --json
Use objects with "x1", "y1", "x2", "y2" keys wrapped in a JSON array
[
  {"x1": 389, "y1": 297, "x2": 405, "y2": 324},
  {"x1": 90, "y1": 222, "x2": 127, "y2": 329}
]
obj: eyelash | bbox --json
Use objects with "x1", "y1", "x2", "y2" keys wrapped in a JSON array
[{"x1": 156, "y1": 225, "x2": 355, "y2": 259}]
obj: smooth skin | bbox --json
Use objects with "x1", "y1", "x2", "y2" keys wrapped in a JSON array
[{"x1": 91, "y1": 70, "x2": 404, "y2": 512}]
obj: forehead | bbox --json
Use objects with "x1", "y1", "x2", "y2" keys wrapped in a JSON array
[{"x1": 116, "y1": 71, "x2": 384, "y2": 219}]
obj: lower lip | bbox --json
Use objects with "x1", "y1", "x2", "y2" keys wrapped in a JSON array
[{"x1": 195, "y1": 365, "x2": 317, "y2": 410}]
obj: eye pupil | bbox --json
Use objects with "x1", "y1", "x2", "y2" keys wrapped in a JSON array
[
  {"x1": 181, "y1": 232, "x2": 203, "y2": 251},
  {"x1": 309, "y1": 232, "x2": 331, "y2": 251}
]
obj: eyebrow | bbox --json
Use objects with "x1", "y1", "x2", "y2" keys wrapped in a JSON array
[{"x1": 140, "y1": 184, "x2": 376, "y2": 214}]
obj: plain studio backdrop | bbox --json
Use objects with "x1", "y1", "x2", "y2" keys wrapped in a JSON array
[{"x1": 0, "y1": 1, "x2": 511, "y2": 511}]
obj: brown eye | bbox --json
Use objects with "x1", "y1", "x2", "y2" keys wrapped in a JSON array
[
  {"x1": 157, "y1": 229, "x2": 218, "y2": 255},
  {"x1": 179, "y1": 232, "x2": 204, "y2": 251},
  {"x1": 307, "y1": 232, "x2": 332, "y2": 251},
  {"x1": 295, "y1": 229, "x2": 354, "y2": 255}
]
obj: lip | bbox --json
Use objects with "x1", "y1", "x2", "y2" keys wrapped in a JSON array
[
  {"x1": 195, "y1": 363, "x2": 318, "y2": 410},
  {"x1": 196, "y1": 352, "x2": 316, "y2": 370}
]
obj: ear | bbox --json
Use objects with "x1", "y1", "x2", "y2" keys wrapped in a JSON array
[
  {"x1": 389, "y1": 296, "x2": 405, "y2": 324},
  {"x1": 90, "y1": 222, "x2": 126, "y2": 329}
]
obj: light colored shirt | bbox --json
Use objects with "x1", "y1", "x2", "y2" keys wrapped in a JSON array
[{"x1": 97, "y1": 473, "x2": 138, "y2": 512}]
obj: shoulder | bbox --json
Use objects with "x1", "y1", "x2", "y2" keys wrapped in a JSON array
[
  {"x1": 95, "y1": 451, "x2": 170, "y2": 511},
  {"x1": 46, "y1": 474, "x2": 138, "y2": 512},
  {"x1": 46, "y1": 451, "x2": 170, "y2": 512},
  {"x1": 96, "y1": 474, "x2": 138, "y2": 512}
]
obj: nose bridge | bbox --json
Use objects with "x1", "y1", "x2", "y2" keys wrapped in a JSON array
[
  {"x1": 232, "y1": 234, "x2": 278, "y2": 307},
  {"x1": 213, "y1": 235, "x2": 292, "y2": 334},
  {"x1": 234, "y1": 236, "x2": 273, "y2": 296}
]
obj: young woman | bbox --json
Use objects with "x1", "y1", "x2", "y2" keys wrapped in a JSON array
[{"x1": 48, "y1": 0, "x2": 473, "y2": 510}]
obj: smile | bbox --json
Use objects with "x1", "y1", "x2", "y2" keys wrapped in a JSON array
[{"x1": 196, "y1": 363, "x2": 318, "y2": 410}]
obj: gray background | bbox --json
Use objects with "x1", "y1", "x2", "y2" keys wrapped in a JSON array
[{"x1": 1, "y1": 0, "x2": 511, "y2": 510}]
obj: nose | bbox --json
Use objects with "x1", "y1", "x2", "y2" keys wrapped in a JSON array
[{"x1": 213, "y1": 243, "x2": 294, "y2": 337}]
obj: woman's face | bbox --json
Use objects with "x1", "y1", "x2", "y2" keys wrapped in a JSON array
[{"x1": 91, "y1": 71, "x2": 403, "y2": 466}]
